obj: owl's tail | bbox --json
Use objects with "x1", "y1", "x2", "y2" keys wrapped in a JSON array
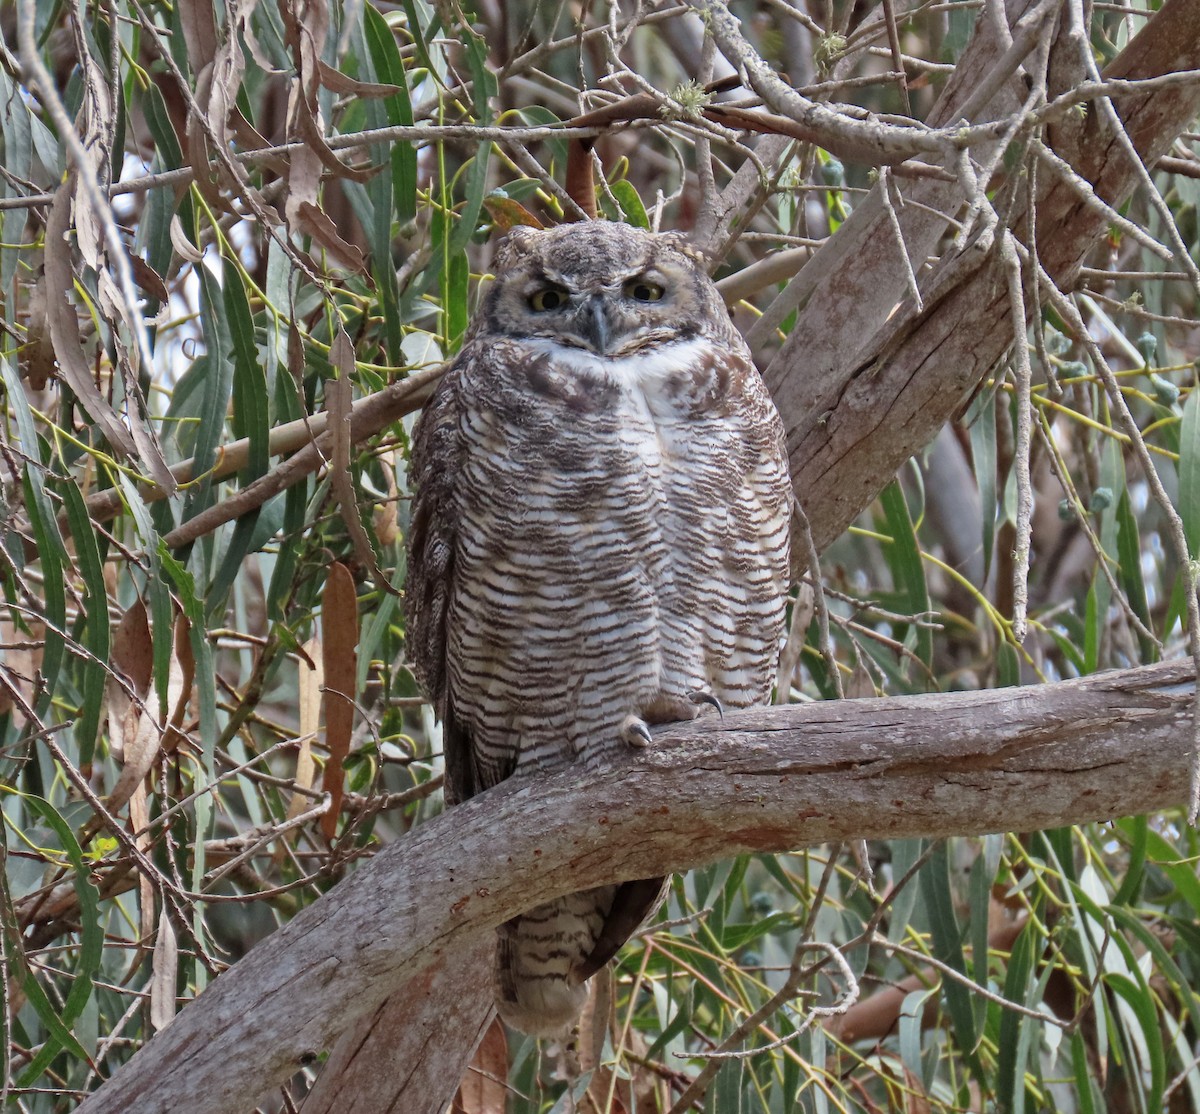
[{"x1": 494, "y1": 878, "x2": 667, "y2": 1036}]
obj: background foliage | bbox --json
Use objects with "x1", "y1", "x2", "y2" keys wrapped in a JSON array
[{"x1": 1, "y1": 0, "x2": 1199, "y2": 1110}]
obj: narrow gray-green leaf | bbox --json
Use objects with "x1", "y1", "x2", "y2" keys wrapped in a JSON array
[
  {"x1": 919, "y1": 841, "x2": 983, "y2": 1070},
  {"x1": 61, "y1": 480, "x2": 108, "y2": 767}
]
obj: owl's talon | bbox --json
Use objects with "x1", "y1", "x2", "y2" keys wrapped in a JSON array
[
  {"x1": 688, "y1": 689, "x2": 724, "y2": 719},
  {"x1": 620, "y1": 715, "x2": 654, "y2": 749}
]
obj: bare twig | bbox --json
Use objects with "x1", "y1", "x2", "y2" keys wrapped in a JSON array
[
  {"x1": 879, "y1": 167, "x2": 923, "y2": 312},
  {"x1": 1000, "y1": 232, "x2": 1033, "y2": 643}
]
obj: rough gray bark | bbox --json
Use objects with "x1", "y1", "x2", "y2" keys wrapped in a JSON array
[
  {"x1": 298, "y1": 939, "x2": 495, "y2": 1114},
  {"x1": 77, "y1": 660, "x2": 1195, "y2": 1114}
]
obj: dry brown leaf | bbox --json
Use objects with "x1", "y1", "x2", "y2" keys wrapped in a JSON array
[
  {"x1": 131, "y1": 783, "x2": 155, "y2": 943},
  {"x1": 482, "y1": 195, "x2": 545, "y2": 233},
  {"x1": 169, "y1": 214, "x2": 205, "y2": 264},
  {"x1": 149, "y1": 909, "x2": 179, "y2": 1032},
  {"x1": 187, "y1": 64, "x2": 222, "y2": 204},
  {"x1": 320, "y1": 563, "x2": 358, "y2": 840},
  {"x1": 110, "y1": 600, "x2": 153, "y2": 713},
  {"x1": 66, "y1": 18, "x2": 175, "y2": 496},
  {"x1": 902, "y1": 1065, "x2": 932, "y2": 1114},
  {"x1": 316, "y1": 61, "x2": 401, "y2": 99},
  {"x1": 846, "y1": 661, "x2": 877, "y2": 698},
  {"x1": 276, "y1": 0, "x2": 374, "y2": 276},
  {"x1": 327, "y1": 330, "x2": 394, "y2": 596},
  {"x1": 238, "y1": 4, "x2": 285, "y2": 78},
  {"x1": 286, "y1": 307, "x2": 307, "y2": 385},
  {"x1": 163, "y1": 613, "x2": 195, "y2": 754},
  {"x1": 104, "y1": 599, "x2": 161, "y2": 814},
  {"x1": 68, "y1": 10, "x2": 115, "y2": 278},
  {"x1": 287, "y1": 636, "x2": 323, "y2": 822},
  {"x1": 43, "y1": 174, "x2": 174, "y2": 490},
  {"x1": 205, "y1": 2, "x2": 246, "y2": 158},
  {"x1": 450, "y1": 1016, "x2": 508, "y2": 1114},
  {"x1": 0, "y1": 616, "x2": 42, "y2": 723},
  {"x1": 43, "y1": 177, "x2": 139, "y2": 462},
  {"x1": 175, "y1": 0, "x2": 219, "y2": 79},
  {"x1": 128, "y1": 255, "x2": 169, "y2": 304},
  {"x1": 228, "y1": 110, "x2": 289, "y2": 175},
  {"x1": 178, "y1": 0, "x2": 220, "y2": 202},
  {"x1": 280, "y1": 0, "x2": 329, "y2": 234},
  {"x1": 279, "y1": 0, "x2": 372, "y2": 186},
  {"x1": 578, "y1": 965, "x2": 612, "y2": 1076},
  {"x1": 296, "y1": 202, "x2": 367, "y2": 274},
  {"x1": 284, "y1": 138, "x2": 323, "y2": 241},
  {"x1": 372, "y1": 457, "x2": 400, "y2": 547},
  {"x1": 575, "y1": 974, "x2": 666, "y2": 1114},
  {"x1": 22, "y1": 274, "x2": 56, "y2": 389},
  {"x1": 295, "y1": 99, "x2": 374, "y2": 185},
  {"x1": 0, "y1": 609, "x2": 42, "y2": 715}
]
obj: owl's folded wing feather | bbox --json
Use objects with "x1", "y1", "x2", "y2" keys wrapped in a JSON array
[
  {"x1": 406, "y1": 371, "x2": 482, "y2": 805},
  {"x1": 575, "y1": 877, "x2": 669, "y2": 984}
]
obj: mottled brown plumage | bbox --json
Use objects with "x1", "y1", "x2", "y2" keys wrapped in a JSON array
[{"x1": 406, "y1": 222, "x2": 792, "y2": 1035}]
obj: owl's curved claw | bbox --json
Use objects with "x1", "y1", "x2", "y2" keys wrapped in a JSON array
[
  {"x1": 620, "y1": 715, "x2": 654, "y2": 749},
  {"x1": 688, "y1": 689, "x2": 724, "y2": 719}
]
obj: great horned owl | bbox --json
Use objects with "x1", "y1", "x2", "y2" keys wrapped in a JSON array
[{"x1": 406, "y1": 221, "x2": 793, "y2": 1036}]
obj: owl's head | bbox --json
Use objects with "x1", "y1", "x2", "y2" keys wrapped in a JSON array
[{"x1": 478, "y1": 222, "x2": 728, "y2": 357}]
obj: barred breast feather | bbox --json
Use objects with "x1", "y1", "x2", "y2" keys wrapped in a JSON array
[{"x1": 406, "y1": 223, "x2": 793, "y2": 1036}]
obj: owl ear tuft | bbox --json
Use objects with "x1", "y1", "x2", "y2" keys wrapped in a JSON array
[
  {"x1": 493, "y1": 226, "x2": 542, "y2": 272},
  {"x1": 658, "y1": 230, "x2": 712, "y2": 270}
]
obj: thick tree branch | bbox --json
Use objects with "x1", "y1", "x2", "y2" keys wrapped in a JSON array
[{"x1": 78, "y1": 660, "x2": 1195, "y2": 1114}]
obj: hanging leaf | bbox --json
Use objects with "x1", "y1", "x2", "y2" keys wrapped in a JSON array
[{"x1": 320, "y1": 563, "x2": 359, "y2": 840}]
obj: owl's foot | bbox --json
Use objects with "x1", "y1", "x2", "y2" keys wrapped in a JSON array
[
  {"x1": 619, "y1": 714, "x2": 654, "y2": 749},
  {"x1": 687, "y1": 689, "x2": 724, "y2": 719}
]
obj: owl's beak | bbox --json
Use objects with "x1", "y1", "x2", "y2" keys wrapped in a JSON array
[{"x1": 579, "y1": 294, "x2": 612, "y2": 355}]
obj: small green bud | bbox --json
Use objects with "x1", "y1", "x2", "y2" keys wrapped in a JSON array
[
  {"x1": 1058, "y1": 498, "x2": 1074, "y2": 522},
  {"x1": 1150, "y1": 373, "x2": 1180, "y2": 406},
  {"x1": 1044, "y1": 326, "x2": 1072, "y2": 356},
  {"x1": 749, "y1": 892, "x2": 774, "y2": 916},
  {"x1": 1089, "y1": 487, "x2": 1114, "y2": 513},
  {"x1": 1135, "y1": 331, "x2": 1158, "y2": 366},
  {"x1": 821, "y1": 158, "x2": 845, "y2": 187}
]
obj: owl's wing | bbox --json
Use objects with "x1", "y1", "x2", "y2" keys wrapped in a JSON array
[
  {"x1": 406, "y1": 371, "x2": 481, "y2": 805},
  {"x1": 574, "y1": 877, "x2": 668, "y2": 984}
]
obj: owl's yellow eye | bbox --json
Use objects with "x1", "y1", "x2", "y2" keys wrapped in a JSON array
[
  {"x1": 529, "y1": 286, "x2": 568, "y2": 311},
  {"x1": 625, "y1": 279, "x2": 665, "y2": 302}
]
